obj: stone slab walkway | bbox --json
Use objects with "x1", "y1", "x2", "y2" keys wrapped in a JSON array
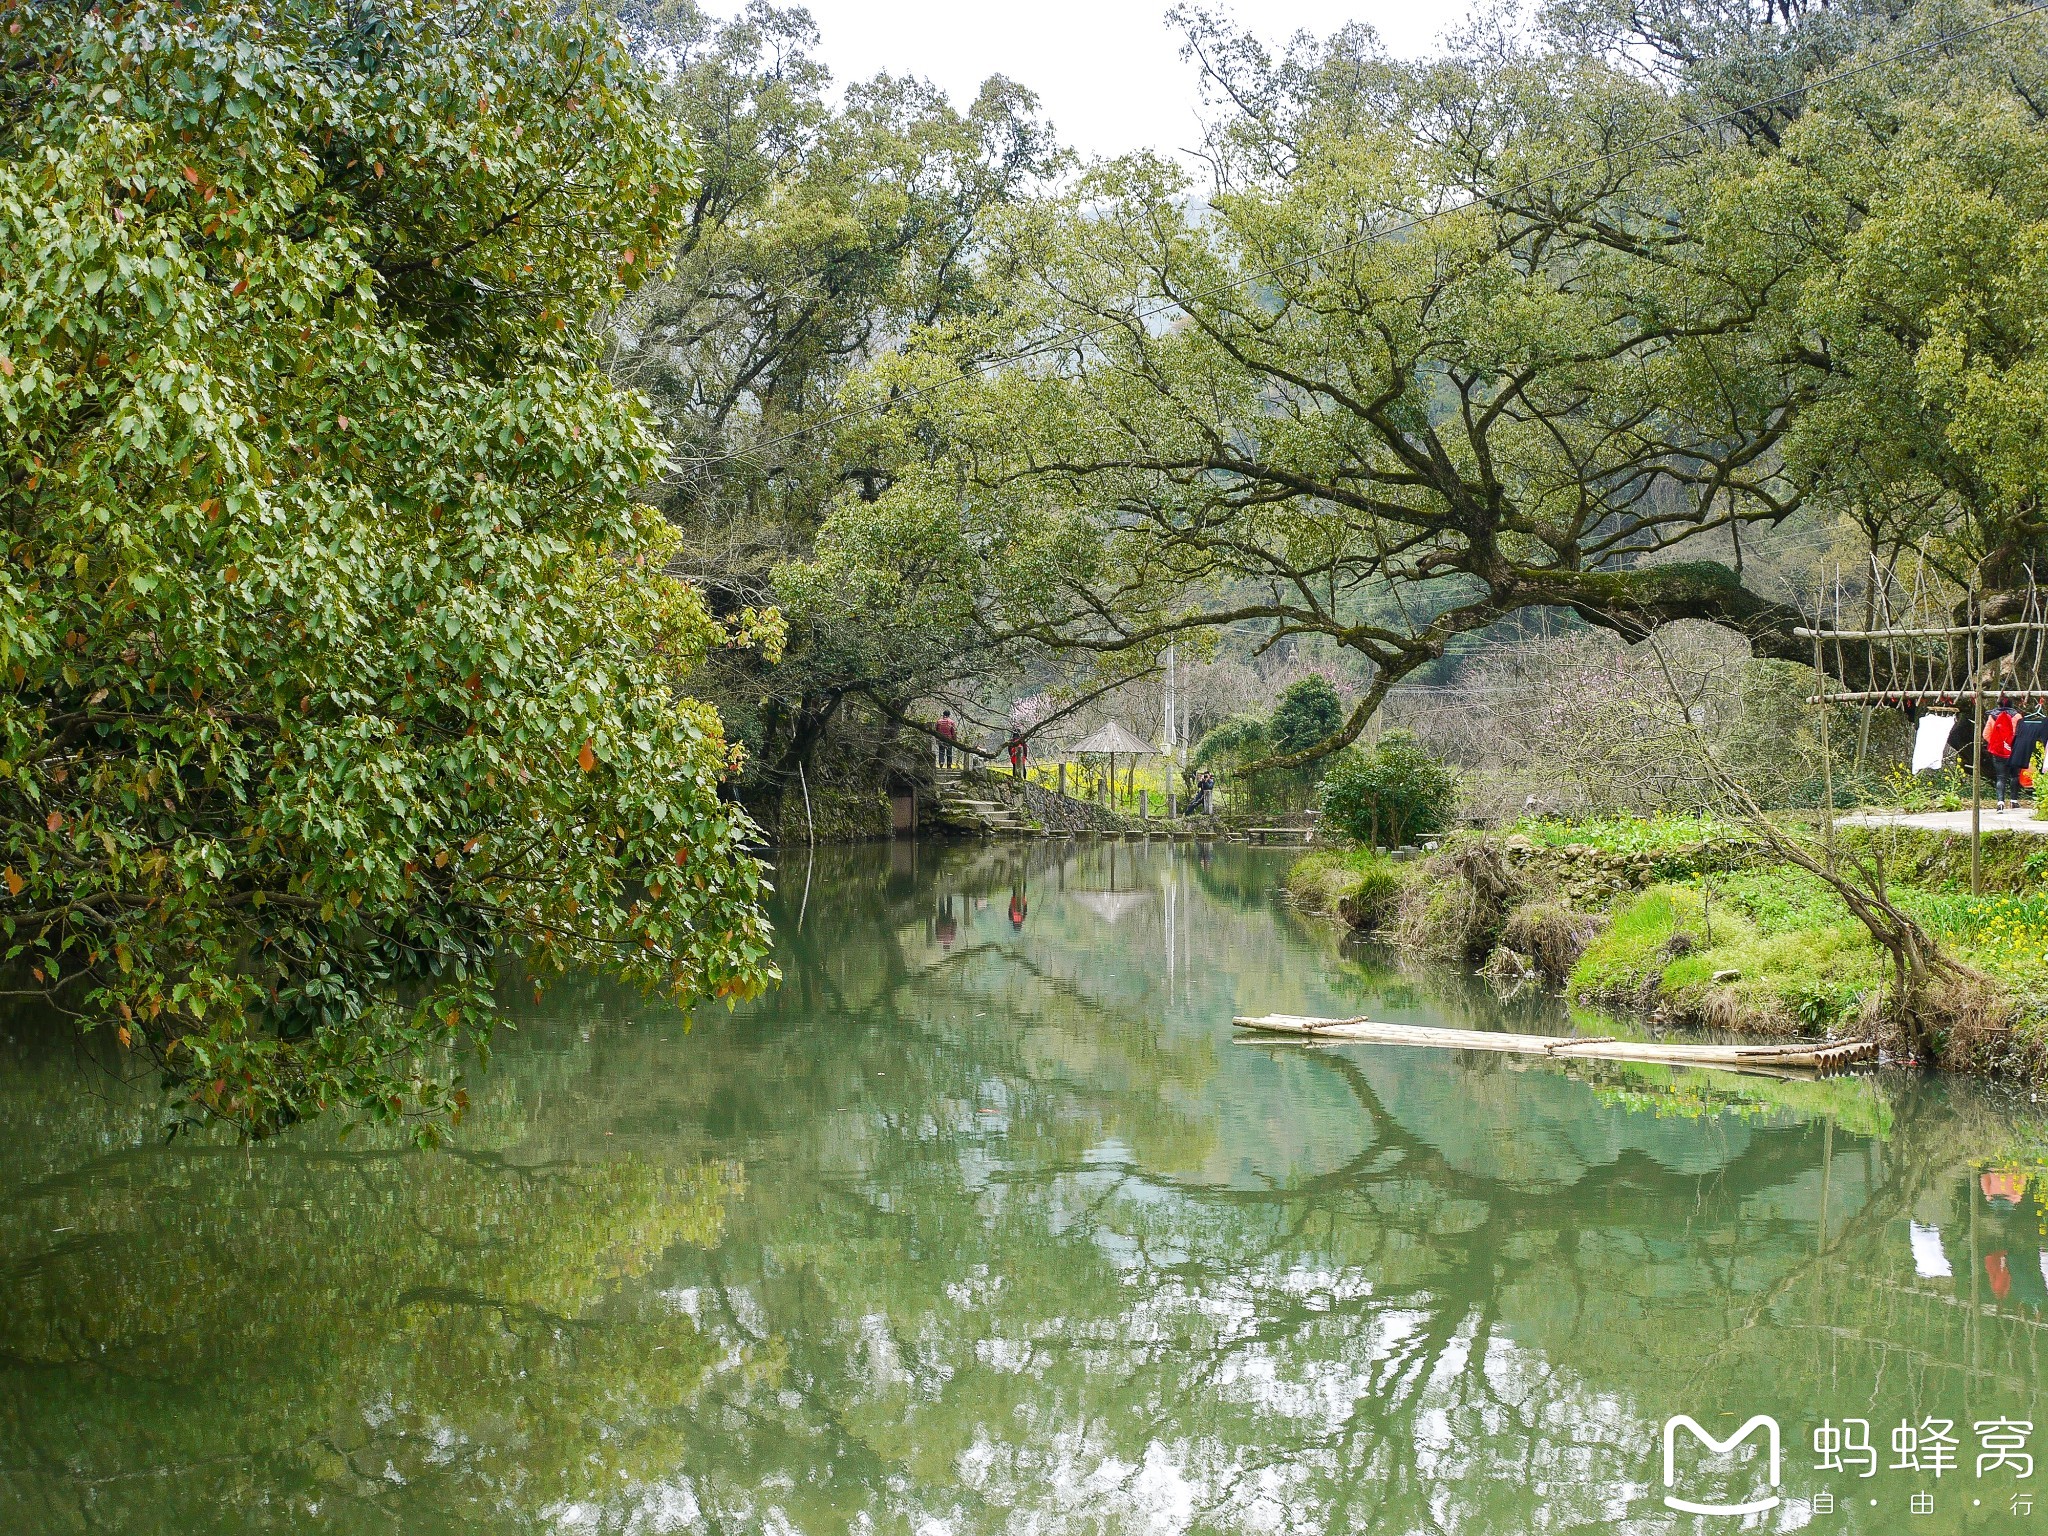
[{"x1": 1835, "y1": 807, "x2": 2048, "y2": 836}]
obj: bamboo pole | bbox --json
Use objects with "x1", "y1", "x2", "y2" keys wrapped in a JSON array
[
  {"x1": 1973, "y1": 572, "x2": 1984, "y2": 896},
  {"x1": 1856, "y1": 563, "x2": 1876, "y2": 775},
  {"x1": 1814, "y1": 618, "x2": 1836, "y2": 873},
  {"x1": 1231, "y1": 1015, "x2": 1876, "y2": 1073},
  {"x1": 1793, "y1": 621, "x2": 2043, "y2": 640},
  {"x1": 1804, "y1": 688, "x2": 2048, "y2": 704}
]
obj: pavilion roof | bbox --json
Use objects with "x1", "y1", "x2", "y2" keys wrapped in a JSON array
[{"x1": 1067, "y1": 721, "x2": 1154, "y2": 755}]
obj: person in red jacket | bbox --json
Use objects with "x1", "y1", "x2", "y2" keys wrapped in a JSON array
[
  {"x1": 1987, "y1": 695, "x2": 2022, "y2": 809},
  {"x1": 935, "y1": 709, "x2": 958, "y2": 769}
]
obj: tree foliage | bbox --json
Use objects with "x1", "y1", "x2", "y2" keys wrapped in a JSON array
[
  {"x1": 1269, "y1": 676, "x2": 1344, "y2": 757},
  {"x1": 1191, "y1": 713, "x2": 1269, "y2": 772},
  {"x1": 0, "y1": 0, "x2": 779, "y2": 1139},
  {"x1": 604, "y1": 2, "x2": 1066, "y2": 799},
  {"x1": 811, "y1": 0, "x2": 2048, "y2": 761},
  {"x1": 1188, "y1": 681, "x2": 1352, "y2": 810}
]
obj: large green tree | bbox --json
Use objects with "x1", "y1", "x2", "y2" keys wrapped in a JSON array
[
  {"x1": 604, "y1": 3, "x2": 1065, "y2": 810},
  {"x1": 0, "y1": 0, "x2": 778, "y2": 1139},
  {"x1": 816, "y1": 2, "x2": 2048, "y2": 761},
  {"x1": 1750, "y1": 3, "x2": 2048, "y2": 594}
]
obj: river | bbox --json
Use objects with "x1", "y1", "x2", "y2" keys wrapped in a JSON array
[{"x1": 4, "y1": 841, "x2": 2048, "y2": 1533}]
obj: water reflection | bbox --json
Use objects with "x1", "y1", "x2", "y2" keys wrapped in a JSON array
[{"x1": 4, "y1": 841, "x2": 2048, "y2": 1532}]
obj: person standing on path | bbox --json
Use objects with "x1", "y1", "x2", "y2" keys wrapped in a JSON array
[
  {"x1": 936, "y1": 710, "x2": 958, "y2": 769},
  {"x1": 1987, "y1": 695, "x2": 2022, "y2": 810},
  {"x1": 1006, "y1": 730, "x2": 1027, "y2": 797}
]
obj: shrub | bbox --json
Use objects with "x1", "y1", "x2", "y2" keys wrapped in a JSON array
[{"x1": 1320, "y1": 732, "x2": 1457, "y2": 848}]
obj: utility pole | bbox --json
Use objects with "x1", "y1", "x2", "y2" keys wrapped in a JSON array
[{"x1": 1163, "y1": 644, "x2": 1178, "y2": 818}]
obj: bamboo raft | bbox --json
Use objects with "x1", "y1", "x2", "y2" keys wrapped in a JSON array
[{"x1": 1231, "y1": 1015, "x2": 1878, "y2": 1075}]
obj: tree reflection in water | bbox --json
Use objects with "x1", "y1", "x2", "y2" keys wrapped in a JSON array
[{"x1": 2, "y1": 842, "x2": 2046, "y2": 1533}]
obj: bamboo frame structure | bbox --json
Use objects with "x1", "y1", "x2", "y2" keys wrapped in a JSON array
[{"x1": 1793, "y1": 559, "x2": 2048, "y2": 896}]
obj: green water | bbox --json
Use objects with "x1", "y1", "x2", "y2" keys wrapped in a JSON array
[{"x1": 7, "y1": 842, "x2": 2048, "y2": 1533}]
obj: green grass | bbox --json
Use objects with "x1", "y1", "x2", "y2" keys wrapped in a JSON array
[
  {"x1": 1573, "y1": 858, "x2": 2048, "y2": 1033},
  {"x1": 1834, "y1": 824, "x2": 2048, "y2": 895},
  {"x1": 1508, "y1": 812, "x2": 1749, "y2": 857},
  {"x1": 1571, "y1": 875, "x2": 1886, "y2": 1033},
  {"x1": 1569, "y1": 885, "x2": 1702, "y2": 993},
  {"x1": 1708, "y1": 864, "x2": 2048, "y2": 986},
  {"x1": 1285, "y1": 848, "x2": 1405, "y2": 930},
  {"x1": 1516, "y1": 813, "x2": 2048, "y2": 892},
  {"x1": 1908, "y1": 889, "x2": 2048, "y2": 991},
  {"x1": 1505, "y1": 812, "x2": 1760, "y2": 881},
  {"x1": 1294, "y1": 811, "x2": 2048, "y2": 1051}
]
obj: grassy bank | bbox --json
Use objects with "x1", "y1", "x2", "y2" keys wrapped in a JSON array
[
  {"x1": 1287, "y1": 848, "x2": 1407, "y2": 931},
  {"x1": 1287, "y1": 817, "x2": 2048, "y2": 1078}
]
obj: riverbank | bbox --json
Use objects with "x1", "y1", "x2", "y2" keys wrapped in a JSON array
[
  {"x1": 1288, "y1": 816, "x2": 2048, "y2": 1080},
  {"x1": 754, "y1": 766, "x2": 1272, "y2": 845}
]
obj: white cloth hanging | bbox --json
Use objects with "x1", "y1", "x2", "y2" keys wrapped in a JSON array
[
  {"x1": 1913, "y1": 713, "x2": 1956, "y2": 774},
  {"x1": 1910, "y1": 1221, "x2": 1953, "y2": 1278}
]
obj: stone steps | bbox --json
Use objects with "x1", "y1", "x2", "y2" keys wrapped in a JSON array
[{"x1": 935, "y1": 786, "x2": 1034, "y2": 835}]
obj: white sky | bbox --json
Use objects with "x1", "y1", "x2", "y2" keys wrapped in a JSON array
[{"x1": 786, "y1": 1, "x2": 1483, "y2": 161}]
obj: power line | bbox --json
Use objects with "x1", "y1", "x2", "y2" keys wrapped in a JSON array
[{"x1": 680, "y1": 1, "x2": 2048, "y2": 473}]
